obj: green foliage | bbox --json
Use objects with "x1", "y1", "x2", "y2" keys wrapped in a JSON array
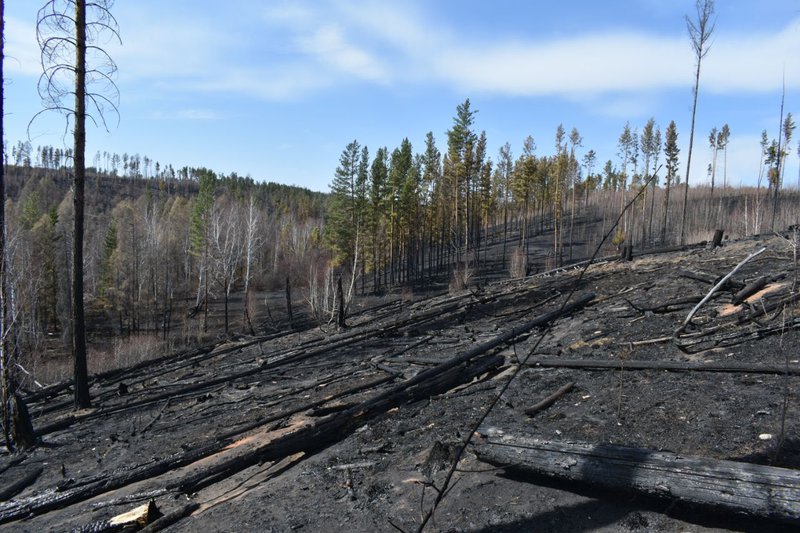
[
  {"x1": 19, "y1": 192, "x2": 41, "y2": 230},
  {"x1": 99, "y1": 220, "x2": 118, "y2": 301},
  {"x1": 325, "y1": 140, "x2": 363, "y2": 266},
  {"x1": 190, "y1": 169, "x2": 216, "y2": 257},
  {"x1": 664, "y1": 121, "x2": 680, "y2": 186}
]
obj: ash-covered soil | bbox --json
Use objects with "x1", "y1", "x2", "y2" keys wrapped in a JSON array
[{"x1": 1, "y1": 232, "x2": 798, "y2": 532}]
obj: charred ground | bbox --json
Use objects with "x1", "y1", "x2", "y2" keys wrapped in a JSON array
[{"x1": 1, "y1": 230, "x2": 799, "y2": 532}]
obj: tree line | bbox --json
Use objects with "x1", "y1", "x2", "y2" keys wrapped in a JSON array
[{"x1": 323, "y1": 98, "x2": 795, "y2": 303}]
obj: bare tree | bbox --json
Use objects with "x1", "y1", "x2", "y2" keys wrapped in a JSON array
[
  {"x1": 36, "y1": 0, "x2": 120, "y2": 408},
  {"x1": 211, "y1": 198, "x2": 244, "y2": 335},
  {"x1": 1, "y1": 1, "x2": 37, "y2": 450},
  {"x1": 680, "y1": 0, "x2": 715, "y2": 245},
  {"x1": 241, "y1": 196, "x2": 262, "y2": 335}
]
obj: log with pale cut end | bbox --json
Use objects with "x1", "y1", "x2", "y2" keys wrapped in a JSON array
[
  {"x1": 474, "y1": 429, "x2": 800, "y2": 524},
  {"x1": 75, "y1": 500, "x2": 160, "y2": 533}
]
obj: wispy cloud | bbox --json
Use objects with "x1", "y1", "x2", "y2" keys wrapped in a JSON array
[
  {"x1": 433, "y1": 33, "x2": 689, "y2": 97},
  {"x1": 297, "y1": 24, "x2": 388, "y2": 83},
  {"x1": 8, "y1": 2, "x2": 797, "y2": 104},
  {"x1": 703, "y1": 21, "x2": 800, "y2": 93},
  {"x1": 4, "y1": 16, "x2": 42, "y2": 77}
]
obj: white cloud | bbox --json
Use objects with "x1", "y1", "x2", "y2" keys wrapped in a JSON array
[
  {"x1": 297, "y1": 24, "x2": 388, "y2": 83},
  {"x1": 10, "y1": 2, "x2": 796, "y2": 105},
  {"x1": 280, "y1": 5, "x2": 800, "y2": 99},
  {"x1": 4, "y1": 16, "x2": 42, "y2": 77},
  {"x1": 427, "y1": 18, "x2": 800, "y2": 98},
  {"x1": 703, "y1": 20, "x2": 800, "y2": 93},
  {"x1": 434, "y1": 33, "x2": 689, "y2": 97}
]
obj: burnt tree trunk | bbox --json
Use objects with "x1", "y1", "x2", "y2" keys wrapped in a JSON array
[
  {"x1": 72, "y1": 0, "x2": 91, "y2": 408},
  {"x1": 336, "y1": 275, "x2": 346, "y2": 330},
  {"x1": 285, "y1": 276, "x2": 293, "y2": 328},
  {"x1": 476, "y1": 430, "x2": 800, "y2": 523}
]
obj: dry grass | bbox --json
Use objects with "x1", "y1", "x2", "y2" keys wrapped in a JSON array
[{"x1": 90, "y1": 334, "x2": 167, "y2": 374}]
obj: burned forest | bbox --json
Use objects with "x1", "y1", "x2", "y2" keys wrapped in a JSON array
[
  {"x1": 2, "y1": 0, "x2": 800, "y2": 531},
  {"x1": 0, "y1": 220, "x2": 799, "y2": 531}
]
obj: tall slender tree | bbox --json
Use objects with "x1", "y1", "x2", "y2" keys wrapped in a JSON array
[
  {"x1": 36, "y1": 0, "x2": 118, "y2": 407},
  {"x1": 326, "y1": 140, "x2": 362, "y2": 268},
  {"x1": 445, "y1": 100, "x2": 477, "y2": 266},
  {"x1": 680, "y1": 0, "x2": 715, "y2": 244},
  {"x1": 662, "y1": 120, "x2": 680, "y2": 244},
  {"x1": 1, "y1": 1, "x2": 37, "y2": 449},
  {"x1": 718, "y1": 124, "x2": 730, "y2": 193},
  {"x1": 708, "y1": 126, "x2": 719, "y2": 201},
  {"x1": 497, "y1": 143, "x2": 513, "y2": 269},
  {"x1": 567, "y1": 127, "x2": 582, "y2": 261}
]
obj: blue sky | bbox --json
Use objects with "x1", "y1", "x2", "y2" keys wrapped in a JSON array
[{"x1": 4, "y1": 0, "x2": 799, "y2": 192}]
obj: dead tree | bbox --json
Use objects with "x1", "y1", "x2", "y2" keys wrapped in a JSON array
[
  {"x1": 1, "y1": 2, "x2": 37, "y2": 450},
  {"x1": 35, "y1": 0, "x2": 120, "y2": 408},
  {"x1": 680, "y1": 0, "x2": 715, "y2": 244}
]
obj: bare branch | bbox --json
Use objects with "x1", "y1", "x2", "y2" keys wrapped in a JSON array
[{"x1": 31, "y1": 0, "x2": 119, "y2": 138}]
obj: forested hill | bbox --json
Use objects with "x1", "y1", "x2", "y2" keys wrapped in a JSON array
[
  {"x1": 2, "y1": 154, "x2": 327, "y2": 366},
  {"x1": 4, "y1": 158, "x2": 327, "y2": 217}
]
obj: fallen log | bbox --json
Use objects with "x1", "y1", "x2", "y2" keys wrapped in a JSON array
[
  {"x1": 0, "y1": 295, "x2": 591, "y2": 524},
  {"x1": 526, "y1": 358, "x2": 800, "y2": 376},
  {"x1": 676, "y1": 247, "x2": 766, "y2": 335},
  {"x1": 138, "y1": 502, "x2": 198, "y2": 533},
  {"x1": 0, "y1": 440, "x2": 228, "y2": 524},
  {"x1": 75, "y1": 500, "x2": 160, "y2": 533},
  {"x1": 474, "y1": 429, "x2": 800, "y2": 523},
  {"x1": 173, "y1": 353, "x2": 505, "y2": 494},
  {"x1": 524, "y1": 382, "x2": 575, "y2": 417},
  {"x1": 0, "y1": 356, "x2": 499, "y2": 524},
  {"x1": 732, "y1": 275, "x2": 770, "y2": 305},
  {"x1": 172, "y1": 295, "x2": 595, "y2": 493},
  {"x1": 626, "y1": 296, "x2": 702, "y2": 314}
]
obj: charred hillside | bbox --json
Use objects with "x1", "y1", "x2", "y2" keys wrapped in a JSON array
[{"x1": 0, "y1": 230, "x2": 798, "y2": 531}]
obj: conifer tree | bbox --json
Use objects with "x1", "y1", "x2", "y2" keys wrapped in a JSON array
[
  {"x1": 497, "y1": 143, "x2": 513, "y2": 269},
  {"x1": 369, "y1": 147, "x2": 388, "y2": 290},
  {"x1": 326, "y1": 140, "x2": 362, "y2": 268},
  {"x1": 421, "y1": 133, "x2": 441, "y2": 279},
  {"x1": 36, "y1": 0, "x2": 120, "y2": 408},
  {"x1": 662, "y1": 120, "x2": 680, "y2": 243},
  {"x1": 445, "y1": 99, "x2": 477, "y2": 265}
]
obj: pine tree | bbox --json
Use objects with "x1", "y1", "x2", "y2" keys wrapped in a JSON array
[
  {"x1": 421, "y1": 132, "x2": 441, "y2": 279},
  {"x1": 445, "y1": 99, "x2": 478, "y2": 265},
  {"x1": 662, "y1": 120, "x2": 680, "y2": 244},
  {"x1": 497, "y1": 143, "x2": 513, "y2": 269},
  {"x1": 369, "y1": 147, "x2": 388, "y2": 290},
  {"x1": 326, "y1": 140, "x2": 362, "y2": 268}
]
